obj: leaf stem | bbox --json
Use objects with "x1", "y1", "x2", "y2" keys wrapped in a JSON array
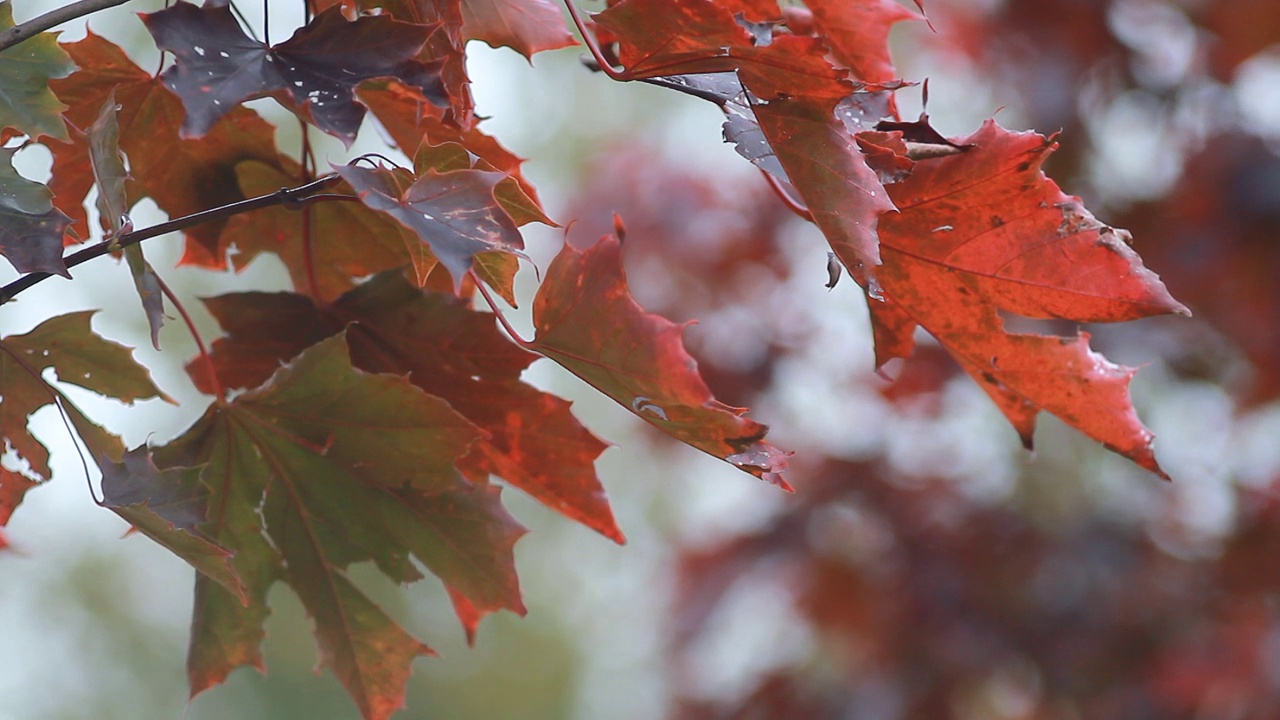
[
  {"x1": 154, "y1": 275, "x2": 224, "y2": 404},
  {"x1": 0, "y1": 174, "x2": 345, "y2": 305},
  {"x1": 262, "y1": 0, "x2": 271, "y2": 47},
  {"x1": 0, "y1": 343, "x2": 99, "y2": 504},
  {"x1": 300, "y1": 121, "x2": 321, "y2": 298},
  {"x1": 562, "y1": 0, "x2": 629, "y2": 81},
  {"x1": 0, "y1": 0, "x2": 131, "y2": 53},
  {"x1": 760, "y1": 170, "x2": 813, "y2": 221},
  {"x1": 470, "y1": 270, "x2": 532, "y2": 347}
]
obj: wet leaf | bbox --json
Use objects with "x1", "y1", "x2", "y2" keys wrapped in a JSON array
[
  {"x1": 335, "y1": 163, "x2": 524, "y2": 287},
  {"x1": 871, "y1": 121, "x2": 1189, "y2": 476},
  {"x1": 530, "y1": 234, "x2": 792, "y2": 490},
  {"x1": 806, "y1": 0, "x2": 920, "y2": 83},
  {"x1": 143, "y1": 2, "x2": 444, "y2": 145},
  {"x1": 220, "y1": 159, "x2": 435, "y2": 302},
  {"x1": 361, "y1": 80, "x2": 551, "y2": 227},
  {"x1": 48, "y1": 32, "x2": 285, "y2": 264}
]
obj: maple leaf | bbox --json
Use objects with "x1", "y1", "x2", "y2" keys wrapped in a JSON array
[
  {"x1": 184, "y1": 272, "x2": 623, "y2": 542},
  {"x1": 461, "y1": 0, "x2": 577, "y2": 60},
  {"x1": 335, "y1": 163, "x2": 524, "y2": 286},
  {"x1": 871, "y1": 120, "x2": 1189, "y2": 476},
  {"x1": 0, "y1": 312, "x2": 167, "y2": 534},
  {"x1": 750, "y1": 90, "x2": 897, "y2": 270},
  {"x1": 154, "y1": 334, "x2": 523, "y2": 719},
  {"x1": 219, "y1": 159, "x2": 436, "y2": 302},
  {"x1": 0, "y1": 147, "x2": 71, "y2": 276},
  {"x1": 85, "y1": 94, "x2": 166, "y2": 349},
  {"x1": 0, "y1": 3, "x2": 75, "y2": 141},
  {"x1": 101, "y1": 451, "x2": 243, "y2": 594},
  {"x1": 86, "y1": 94, "x2": 130, "y2": 235},
  {"x1": 0, "y1": 468, "x2": 37, "y2": 548},
  {"x1": 593, "y1": 0, "x2": 897, "y2": 269},
  {"x1": 315, "y1": 0, "x2": 478, "y2": 127},
  {"x1": 805, "y1": 0, "x2": 921, "y2": 83},
  {"x1": 359, "y1": 79, "x2": 551, "y2": 228},
  {"x1": 143, "y1": 2, "x2": 445, "y2": 145},
  {"x1": 595, "y1": 0, "x2": 851, "y2": 102},
  {"x1": 529, "y1": 234, "x2": 792, "y2": 490},
  {"x1": 58, "y1": 403, "x2": 244, "y2": 601},
  {"x1": 412, "y1": 138, "x2": 553, "y2": 228},
  {"x1": 48, "y1": 32, "x2": 285, "y2": 263}
]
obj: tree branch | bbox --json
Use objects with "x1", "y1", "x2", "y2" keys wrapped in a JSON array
[
  {"x1": 0, "y1": 0, "x2": 132, "y2": 53},
  {"x1": 0, "y1": 174, "x2": 345, "y2": 304}
]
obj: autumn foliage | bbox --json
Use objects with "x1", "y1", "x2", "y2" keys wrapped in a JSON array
[{"x1": 0, "y1": 0, "x2": 1229, "y2": 717}]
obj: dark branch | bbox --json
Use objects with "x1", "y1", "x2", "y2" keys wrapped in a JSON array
[
  {"x1": 0, "y1": 175, "x2": 345, "y2": 304},
  {"x1": 0, "y1": 0, "x2": 132, "y2": 53}
]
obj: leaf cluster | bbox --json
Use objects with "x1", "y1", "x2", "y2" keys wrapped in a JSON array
[{"x1": 0, "y1": 0, "x2": 1188, "y2": 717}]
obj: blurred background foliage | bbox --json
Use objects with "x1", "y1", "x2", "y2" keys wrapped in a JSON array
[{"x1": 2, "y1": 0, "x2": 1280, "y2": 718}]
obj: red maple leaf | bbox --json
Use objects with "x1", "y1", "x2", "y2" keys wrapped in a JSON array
[
  {"x1": 48, "y1": 32, "x2": 285, "y2": 263},
  {"x1": 529, "y1": 234, "x2": 792, "y2": 490},
  {"x1": 871, "y1": 121, "x2": 1189, "y2": 476},
  {"x1": 461, "y1": 0, "x2": 577, "y2": 59}
]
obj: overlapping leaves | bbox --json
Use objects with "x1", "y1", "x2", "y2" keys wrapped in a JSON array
[
  {"x1": 48, "y1": 31, "x2": 285, "y2": 262},
  {"x1": 0, "y1": 0, "x2": 1200, "y2": 717},
  {"x1": 0, "y1": 312, "x2": 166, "y2": 538},
  {"x1": 184, "y1": 271, "x2": 622, "y2": 543},
  {"x1": 148, "y1": 334, "x2": 525, "y2": 719},
  {"x1": 143, "y1": 2, "x2": 445, "y2": 144},
  {"x1": 592, "y1": 0, "x2": 911, "y2": 268},
  {"x1": 587, "y1": 0, "x2": 1187, "y2": 473},
  {"x1": 334, "y1": 162, "x2": 524, "y2": 286}
]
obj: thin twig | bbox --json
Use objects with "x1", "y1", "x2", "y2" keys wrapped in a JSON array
[
  {"x1": 760, "y1": 170, "x2": 813, "y2": 221},
  {"x1": 0, "y1": 0, "x2": 132, "y2": 53},
  {"x1": 470, "y1": 270, "x2": 532, "y2": 347},
  {"x1": 562, "y1": 0, "x2": 629, "y2": 81},
  {"x1": 299, "y1": 121, "x2": 321, "y2": 298},
  {"x1": 0, "y1": 174, "x2": 344, "y2": 304},
  {"x1": 154, "y1": 275, "x2": 225, "y2": 403},
  {"x1": 0, "y1": 343, "x2": 100, "y2": 503}
]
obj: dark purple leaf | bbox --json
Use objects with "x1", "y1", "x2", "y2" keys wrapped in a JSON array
[
  {"x1": 143, "y1": 2, "x2": 445, "y2": 144},
  {"x1": 334, "y1": 164, "x2": 523, "y2": 286}
]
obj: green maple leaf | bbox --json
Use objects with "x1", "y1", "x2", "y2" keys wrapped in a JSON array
[
  {"x1": 0, "y1": 147, "x2": 71, "y2": 276},
  {"x1": 184, "y1": 274, "x2": 623, "y2": 546},
  {"x1": 59, "y1": 402, "x2": 243, "y2": 600},
  {"x1": 0, "y1": 3, "x2": 75, "y2": 141},
  {"x1": 0, "y1": 311, "x2": 167, "y2": 483},
  {"x1": 153, "y1": 334, "x2": 525, "y2": 720}
]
